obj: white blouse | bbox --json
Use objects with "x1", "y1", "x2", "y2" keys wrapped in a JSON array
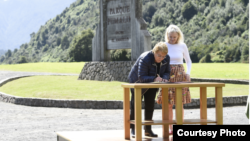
[{"x1": 165, "y1": 42, "x2": 192, "y2": 75}]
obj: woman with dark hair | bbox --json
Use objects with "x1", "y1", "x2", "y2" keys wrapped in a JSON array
[{"x1": 128, "y1": 42, "x2": 171, "y2": 138}]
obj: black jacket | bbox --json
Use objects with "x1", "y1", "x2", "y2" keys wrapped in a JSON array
[{"x1": 128, "y1": 50, "x2": 171, "y2": 95}]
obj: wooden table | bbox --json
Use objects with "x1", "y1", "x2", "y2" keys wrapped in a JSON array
[{"x1": 121, "y1": 82, "x2": 225, "y2": 141}]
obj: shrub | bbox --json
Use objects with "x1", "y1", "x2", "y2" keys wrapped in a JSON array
[{"x1": 189, "y1": 50, "x2": 199, "y2": 63}]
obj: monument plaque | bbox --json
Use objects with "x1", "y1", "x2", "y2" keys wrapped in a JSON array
[
  {"x1": 92, "y1": 0, "x2": 151, "y2": 61},
  {"x1": 107, "y1": 0, "x2": 131, "y2": 50}
]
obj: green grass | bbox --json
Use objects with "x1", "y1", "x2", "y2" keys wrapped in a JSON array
[
  {"x1": 0, "y1": 62, "x2": 85, "y2": 74},
  {"x1": 184, "y1": 63, "x2": 249, "y2": 80},
  {"x1": 0, "y1": 76, "x2": 125, "y2": 100},
  {"x1": 0, "y1": 76, "x2": 248, "y2": 100},
  {"x1": 0, "y1": 62, "x2": 248, "y2": 79},
  {"x1": 0, "y1": 62, "x2": 248, "y2": 100}
]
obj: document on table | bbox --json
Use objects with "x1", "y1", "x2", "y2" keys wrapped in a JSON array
[{"x1": 150, "y1": 82, "x2": 193, "y2": 84}]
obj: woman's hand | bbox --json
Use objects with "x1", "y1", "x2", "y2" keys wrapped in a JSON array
[
  {"x1": 154, "y1": 74, "x2": 168, "y2": 82},
  {"x1": 162, "y1": 79, "x2": 168, "y2": 82},
  {"x1": 186, "y1": 74, "x2": 191, "y2": 82},
  {"x1": 154, "y1": 76, "x2": 163, "y2": 82}
]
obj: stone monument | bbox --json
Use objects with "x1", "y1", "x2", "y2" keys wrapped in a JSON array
[
  {"x1": 79, "y1": 0, "x2": 151, "y2": 82},
  {"x1": 92, "y1": 0, "x2": 151, "y2": 61}
]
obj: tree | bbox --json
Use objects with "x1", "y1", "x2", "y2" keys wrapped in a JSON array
[
  {"x1": 42, "y1": 44, "x2": 49, "y2": 52},
  {"x1": 61, "y1": 36, "x2": 69, "y2": 50},
  {"x1": 241, "y1": 45, "x2": 249, "y2": 63},
  {"x1": 237, "y1": 0, "x2": 249, "y2": 5},
  {"x1": 30, "y1": 32, "x2": 35, "y2": 38},
  {"x1": 69, "y1": 29, "x2": 94, "y2": 61},
  {"x1": 18, "y1": 56, "x2": 28, "y2": 63},
  {"x1": 199, "y1": 54, "x2": 212, "y2": 63},
  {"x1": 14, "y1": 48, "x2": 18, "y2": 53},
  {"x1": 189, "y1": 50, "x2": 199, "y2": 63},
  {"x1": 246, "y1": 4, "x2": 250, "y2": 19},
  {"x1": 56, "y1": 15, "x2": 60, "y2": 22},
  {"x1": 5, "y1": 50, "x2": 12, "y2": 58},
  {"x1": 143, "y1": 3, "x2": 157, "y2": 23},
  {"x1": 181, "y1": 0, "x2": 197, "y2": 20},
  {"x1": 224, "y1": 49, "x2": 233, "y2": 62},
  {"x1": 111, "y1": 49, "x2": 131, "y2": 61},
  {"x1": 56, "y1": 37, "x2": 61, "y2": 46},
  {"x1": 0, "y1": 56, "x2": 5, "y2": 62}
]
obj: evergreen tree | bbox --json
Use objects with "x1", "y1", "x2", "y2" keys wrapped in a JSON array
[
  {"x1": 18, "y1": 56, "x2": 28, "y2": 63},
  {"x1": 69, "y1": 29, "x2": 93, "y2": 61},
  {"x1": 5, "y1": 50, "x2": 12, "y2": 58},
  {"x1": 181, "y1": 0, "x2": 197, "y2": 20},
  {"x1": 61, "y1": 35, "x2": 69, "y2": 50}
]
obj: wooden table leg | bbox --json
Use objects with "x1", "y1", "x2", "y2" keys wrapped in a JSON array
[
  {"x1": 162, "y1": 88, "x2": 169, "y2": 139},
  {"x1": 215, "y1": 87, "x2": 223, "y2": 125},
  {"x1": 123, "y1": 88, "x2": 130, "y2": 139},
  {"x1": 200, "y1": 87, "x2": 207, "y2": 125},
  {"x1": 135, "y1": 88, "x2": 142, "y2": 141},
  {"x1": 175, "y1": 88, "x2": 183, "y2": 125}
]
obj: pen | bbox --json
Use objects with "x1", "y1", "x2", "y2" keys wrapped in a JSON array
[{"x1": 157, "y1": 74, "x2": 163, "y2": 82}]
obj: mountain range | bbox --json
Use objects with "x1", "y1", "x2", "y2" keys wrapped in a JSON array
[{"x1": 0, "y1": 0, "x2": 249, "y2": 64}]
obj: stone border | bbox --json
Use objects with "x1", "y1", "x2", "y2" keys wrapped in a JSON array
[
  {"x1": 0, "y1": 75, "x2": 248, "y2": 109},
  {"x1": 191, "y1": 78, "x2": 249, "y2": 85}
]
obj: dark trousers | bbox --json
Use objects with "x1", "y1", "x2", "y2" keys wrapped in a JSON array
[{"x1": 130, "y1": 88, "x2": 158, "y2": 131}]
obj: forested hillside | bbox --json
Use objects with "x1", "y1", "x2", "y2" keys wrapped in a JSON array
[{"x1": 0, "y1": 0, "x2": 248, "y2": 64}]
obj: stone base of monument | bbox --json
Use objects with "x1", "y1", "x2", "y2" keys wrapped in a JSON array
[{"x1": 57, "y1": 128, "x2": 173, "y2": 141}]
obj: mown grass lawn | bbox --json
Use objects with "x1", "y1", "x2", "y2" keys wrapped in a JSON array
[
  {"x1": 0, "y1": 62, "x2": 248, "y2": 99},
  {"x1": 183, "y1": 63, "x2": 249, "y2": 80},
  {"x1": 0, "y1": 62, "x2": 85, "y2": 74},
  {"x1": 0, "y1": 62, "x2": 248, "y2": 79},
  {"x1": 0, "y1": 76, "x2": 248, "y2": 100}
]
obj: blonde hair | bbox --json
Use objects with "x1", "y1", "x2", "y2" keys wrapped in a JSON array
[
  {"x1": 165, "y1": 24, "x2": 184, "y2": 44},
  {"x1": 152, "y1": 42, "x2": 168, "y2": 55}
]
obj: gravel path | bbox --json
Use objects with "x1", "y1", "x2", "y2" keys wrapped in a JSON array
[{"x1": 0, "y1": 71, "x2": 249, "y2": 141}]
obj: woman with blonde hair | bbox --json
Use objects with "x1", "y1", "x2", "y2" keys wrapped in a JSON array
[{"x1": 157, "y1": 24, "x2": 192, "y2": 135}]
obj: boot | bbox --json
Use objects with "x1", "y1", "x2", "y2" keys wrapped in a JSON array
[
  {"x1": 131, "y1": 127, "x2": 135, "y2": 138},
  {"x1": 144, "y1": 125, "x2": 158, "y2": 137}
]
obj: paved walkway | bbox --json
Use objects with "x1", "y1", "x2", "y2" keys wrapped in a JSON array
[
  {"x1": 0, "y1": 71, "x2": 249, "y2": 141},
  {"x1": 0, "y1": 102, "x2": 248, "y2": 141}
]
